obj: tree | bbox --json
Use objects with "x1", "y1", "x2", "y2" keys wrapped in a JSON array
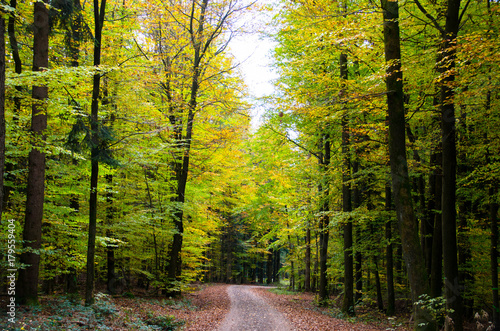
[
  {"x1": 318, "y1": 131, "x2": 331, "y2": 303},
  {"x1": 436, "y1": 0, "x2": 464, "y2": 328},
  {"x1": 85, "y1": 0, "x2": 107, "y2": 306},
  {"x1": 141, "y1": 0, "x2": 252, "y2": 290},
  {"x1": 340, "y1": 50, "x2": 354, "y2": 315},
  {"x1": 380, "y1": 0, "x2": 433, "y2": 328},
  {"x1": 17, "y1": 0, "x2": 49, "y2": 305}
]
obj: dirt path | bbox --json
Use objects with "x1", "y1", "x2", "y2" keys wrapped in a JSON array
[{"x1": 218, "y1": 285, "x2": 293, "y2": 331}]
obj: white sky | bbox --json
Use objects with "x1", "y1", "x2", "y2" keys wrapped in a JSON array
[{"x1": 228, "y1": 0, "x2": 279, "y2": 129}]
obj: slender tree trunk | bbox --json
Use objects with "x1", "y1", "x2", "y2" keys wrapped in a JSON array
[
  {"x1": 318, "y1": 132, "x2": 331, "y2": 303},
  {"x1": 340, "y1": 49, "x2": 354, "y2": 316},
  {"x1": 430, "y1": 143, "x2": 443, "y2": 299},
  {"x1": 287, "y1": 220, "x2": 295, "y2": 290},
  {"x1": 353, "y1": 158, "x2": 363, "y2": 304},
  {"x1": 85, "y1": 0, "x2": 106, "y2": 306},
  {"x1": 457, "y1": 146, "x2": 473, "y2": 319},
  {"x1": 166, "y1": 0, "x2": 209, "y2": 286},
  {"x1": 313, "y1": 231, "x2": 319, "y2": 292},
  {"x1": 106, "y1": 173, "x2": 116, "y2": 294},
  {"x1": 386, "y1": 184, "x2": 395, "y2": 316},
  {"x1": 380, "y1": 1, "x2": 433, "y2": 328},
  {"x1": 305, "y1": 223, "x2": 311, "y2": 291},
  {"x1": 374, "y1": 253, "x2": 384, "y2": 312},
  {"x1": 17, "y1": 1, "x2": 49, "y2": 305},
  {"x1": 65, "y1": 1, "x2": 83, "y2": 294},
  {"x1": 274, "y1": 249, "x2": 281, "y2": 283},
  {"x1": 491, "y1": 185, "x2": 499, "y2": 329},
  {"x1": 439, "y1": 1, "x2": 463, "y2": 329},
  {"x1": 406, "y1": 124, "x2": 431, "y2": 275},
  {"x1": 267, "y1": 249, "x2": 273, "y2": 284},
  {"x1": 355, "y1": 228, "x2": 363, "y2": 303}
]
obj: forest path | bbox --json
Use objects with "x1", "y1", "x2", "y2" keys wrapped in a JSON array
[{"x1": 218, "y1": 285, "x2": 293, "y2": 331}]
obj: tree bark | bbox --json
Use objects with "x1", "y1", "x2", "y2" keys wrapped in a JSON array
[
  {"x1": 17, "y1": 1, "x2": 49, "y2": 306},
  {"x1": 305, "y1": 222, "x2": 311, "y2": 291},
  {"x1": 430, "y1": 143, "x2": 443, "y2": 299},
  {"x1": 318, "y1": 132, "x2": 331, "y2": 303},
  {"x1": 85, "y1": 0, "x2": 106, "y2": 306},
  {"x1": 166, "y1": 0, "x2": 207, "y2": 287},
  {"x1": 439, "y1": 1, "x2": 463, "y2": 329},
  {"x1": 267, "y1": 249, "x2": 273, "y2": 284},
  {"x1": 353, "y1": 157, "x2": 363, "y2": 304},
  {"x1": 380, "y1": 0, "x2": 433, "y2": 328},
  {"x1": 491, "y1": 185, "x2": 499, "y2": 329},
  {"x1": 340, "y1": 51, "x2": 354, "y2": 315},
  {"x1": 386, "y1": 184, "x2": 395, "y2": 316},
  {"x1": 106, "y1": 174, "x2": 116, "y2": 294}
]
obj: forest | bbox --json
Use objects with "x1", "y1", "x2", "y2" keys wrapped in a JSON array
[{"x1": 0, "y1": 0, "x2": 499, "y2": 330}]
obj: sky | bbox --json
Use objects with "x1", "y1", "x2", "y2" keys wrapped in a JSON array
[{"x1": 228, "y1": 0, "x2": 279, "y2": 129}]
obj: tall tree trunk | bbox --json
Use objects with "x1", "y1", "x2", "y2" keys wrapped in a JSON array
[
  {"x1": 318, "y1": 132, "x2": 331, "y2": 303},
  {"x1": 486, "y1": 1, "x2": 497, "y2": 325},
  {"x1": 491, "y1": 185, "x2": 499, "y2": 329},
  {"x1": 374, "y1": 252, "x2": 384, "y2": 312},
  {"x1": 355, "y1": 227, "x2": 363, "y2": 303},
  {"x1": 430, "y1": 143, "x2": 443, "y2": 299},
  {"x1": 439, "y1": 1, "x2": 463, "y2": 329},
  {"x1": 339, "y1": 48, "x2": 354, "y2": 316},
  {"x1": 313, "y1": 231, "x2": 319, "y2": 292},
  {"x1": 106, "y1": 174, "x2": 116, "y2": 294},
  {"x1": 386, "y1": 184, "x2": 395, "y2": 316},
  {"x1": 457, "y1": 125, "x2": 473, "y2": 319},
  {"x1": 353, "y1": 157, "x2": 363, "y2": 304},
  {"x1": 85, "y1": 0, "x2": 106, "y2": 306},
  {"x1": 380, "y1": 1, "x2": 433, "y2": 328},
  {"x1": 166, "y1": 0, "x2": 208, "y2": 287},
  {"x1": 305, "y1": 222, "x2": 311, "y2": 291},
  {"x1": 407, "y1": 125, "x2": 432, "y2": 275},
  {"x1": 287, "y1": 221, "x2": 295, "y2": 290},
  {"x1": 66, "y1": 1, "x2": 83, "y2": 294},
  {"x1": 17, "y1": 1, "x2": 49, "y2": 306},
  {"x1": 267, "y1": 249, "x2": 273, "y2": 284},
  {"x1": 274, "y1": 248, "x2": 281, "y2": 283}
]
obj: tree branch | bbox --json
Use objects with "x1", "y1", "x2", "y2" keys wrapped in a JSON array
[
  {"x1": 266, "y1": 124, "x2": 322, "y2": 161},
  {"x1": 413, "y1": 0, "x2": 445, "y2": 35}
]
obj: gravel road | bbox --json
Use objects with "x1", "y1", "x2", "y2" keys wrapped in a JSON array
[{"x1": 218, "y1": 285, "x2": 293, "y2": 331}]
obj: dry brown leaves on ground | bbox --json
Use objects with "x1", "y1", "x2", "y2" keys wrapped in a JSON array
[
  {"x1": 114, "y1": 283, "x2": 230, "y2": 331},
  {"x1": 254, "y1": 287, "x2": 410, "y2": 331}
]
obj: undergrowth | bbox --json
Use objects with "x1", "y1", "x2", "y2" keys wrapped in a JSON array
[
  {"x1": 268, "y1": 287, "x2": 298, "y2": 296},
  {"x1": 0, "y1": 293, "x2": 185, "y2": 331}
]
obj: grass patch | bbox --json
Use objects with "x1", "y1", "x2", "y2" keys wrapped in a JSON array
[{"x1": 268, "y1": 287, "x2": 298, "y2": 296}]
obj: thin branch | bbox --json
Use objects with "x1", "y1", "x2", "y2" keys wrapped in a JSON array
[
  {"x1": 266, "y1": 124, "x2": 322, "y2": 161},
  {"x1": 458, "y1": 0, "x2": 471, "y2": 27},
  {"x1": 133, "y1": 37, "x2": 149, "y2": 60},
  {"x1": 109, "y1": 129, "x2": 166, "y2": 147},
  {"x1": 413, "y1": 0, "x2": 445, "y2": 35}
]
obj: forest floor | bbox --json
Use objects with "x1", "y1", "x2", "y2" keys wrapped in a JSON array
[{"x1": 1, "y1": 283, "x2": 413, "y2": 330}]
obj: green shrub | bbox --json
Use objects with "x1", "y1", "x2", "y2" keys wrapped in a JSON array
[{"x1": 144, "y1": 313, "x2": 185, "y2": 330}]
